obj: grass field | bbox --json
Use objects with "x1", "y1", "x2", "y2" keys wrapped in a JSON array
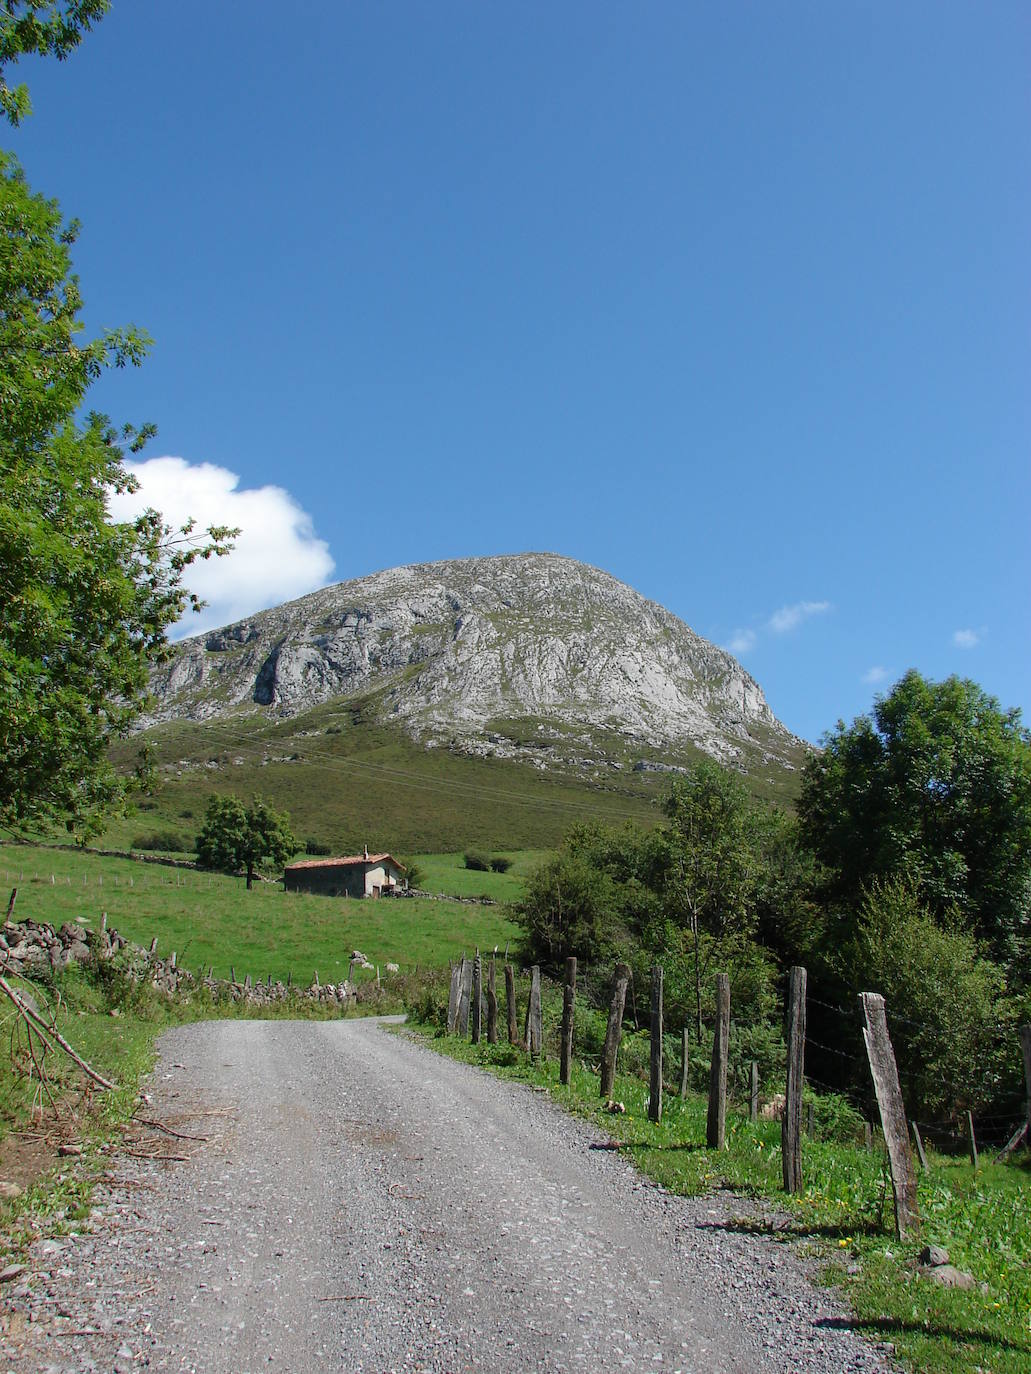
[
  {"x1": 411, "y1": 850, "x2": 547, "y2": 902},
  {"x1": 1, "y1": 844, "x2": 520, "y2": 984},
  {"x1": 409, "y1": 1026, "x2": 1031, "y2": 1374}
]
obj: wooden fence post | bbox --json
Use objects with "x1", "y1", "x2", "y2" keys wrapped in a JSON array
[
  {"x1": 966, "y1": 1111, "x2": 978, "y2": 1170},
  {"x1": 458, "y1": 957, "x2": 473, "y2": 1035},
  {"x1": 706, "y1": 972, "x2": 730, "y2": 1149},
  {"x1": 782, "y1": 965, "x2": 806, "y2": 1193},
  {"x1": 560, "y1": 956, "x2": 577, "y2": 1086},
  {"x1": 1021, "y1": 1025, "x2": 1031, "y2": 1142},
  {"x1": 471, "y1": 953, "x2": 482, "y2": 1044},
  {"x1": 749, "y1": 1061, "x2": 759, "y2": 1122},
  {"x1": 505, "y1": 963, "x2": 518, "y2": 1045},
  {"x1": 446, "y1": 961, "x2": 461, "y2": 1034},
  {"x1": 861, "y1": 992, "x2": 920, "y2": 1239},
  {"x1": 486, "y1": 954, "x2": 498, "y2": 1044},
  {"x1": 649, "y1": 965, "x2": 664, "y2": 1123},
  {"x1": 680, "y1": 1027, "x2": 690, "y2": 1099},
  {"x1": 527, "y1": 965, "x2": 542, "y2": 1060},
  {"x1": 600, "y1": 962, "x2": 630, "y2": 1099}
]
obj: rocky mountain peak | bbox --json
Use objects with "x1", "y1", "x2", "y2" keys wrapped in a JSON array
[{"x1": 144, "y1": 553, "x2": 801, "y2": 775}]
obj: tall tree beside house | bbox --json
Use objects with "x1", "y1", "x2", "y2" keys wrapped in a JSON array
[{"x1": 196, "y1": 796, "x2": 299, "y2": 890}]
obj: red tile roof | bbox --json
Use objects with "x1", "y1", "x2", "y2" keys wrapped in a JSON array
[{"x1": 285, "y1": 853, "x2": 406, "y2": 872}]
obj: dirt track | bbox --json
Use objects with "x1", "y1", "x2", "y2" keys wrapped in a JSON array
[{"x1": 2, "y1": 1018, "x2": 893, "y2": 1372}]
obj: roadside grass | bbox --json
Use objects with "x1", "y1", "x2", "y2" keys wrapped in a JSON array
[
  {"x1": 406, "y1": 1026, "x2": 1031, "y2": 1374},
  {"x1": 1, "y1": 844, "x2": 519, "y2": 984}
]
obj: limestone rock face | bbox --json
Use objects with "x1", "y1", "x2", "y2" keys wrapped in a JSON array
[{"x1": 143, "y1": 554, "x2": 801, "y2": 770}]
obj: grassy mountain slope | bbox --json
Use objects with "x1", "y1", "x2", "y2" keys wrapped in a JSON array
[{"x1": 103, "y1": 689, "x2": 804, "y2": 856}]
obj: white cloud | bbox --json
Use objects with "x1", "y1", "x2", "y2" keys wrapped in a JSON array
[
  {"x1": 768, "y1": 600, "x2": 832, "y2": 634},
  {"x1": 952, "y1": 628, "x2": 981, "y2": 650},
  {"x1": 862, "y1": 665, "x2": 888, "y2": 686},
  {"x1": 107, "y1": 456, "x2": 336, "y2": 637},
  {"x1": 727, "y1": 629, "x2": 757, "y2": 656}
]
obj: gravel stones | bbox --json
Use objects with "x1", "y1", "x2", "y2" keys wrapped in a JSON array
[{"x1": 1, "y1": 1019, "x2": 897, "y2": 1373}]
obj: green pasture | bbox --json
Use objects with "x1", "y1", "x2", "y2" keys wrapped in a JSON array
[
  {"x1": 410, "y1": 849, "x2": 547, "y2": 903},
  {"x1": 1, "y1": 844, "x2": 519, "y2": 983}
]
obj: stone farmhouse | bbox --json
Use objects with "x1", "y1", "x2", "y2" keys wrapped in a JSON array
[{"x1": 283, "y1": 847, "x2": 407, "y2": 898}]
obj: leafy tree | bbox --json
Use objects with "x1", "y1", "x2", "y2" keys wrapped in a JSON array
[
  {"x1": 0, "y1": 152, "x2": 234, "y2": 836},
  {"x1": 662, "y1": 761, "x2": 759, "y2": 1037},
  {"x1": 514, "y1": 851, "x2": 618, "y2": 972},
  {"x1": 840, "y1": 879, "x2": 1012, "y2": 1120},
  {"x1": 799, "y1": 671, "x2": 1031, "y2": 967},
  {"x1": 1, "y1": 1, "x2": 109, "y2": 126},
  {"x1": 196, "y1": 796, "x2": 298, "y2": 890}
]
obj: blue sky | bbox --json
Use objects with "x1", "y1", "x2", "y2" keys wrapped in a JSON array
[{"x1": 10, "y1": 2, "x2": 1029, "y2": 743}]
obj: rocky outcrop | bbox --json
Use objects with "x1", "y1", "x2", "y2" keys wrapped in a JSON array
[{"x1": 143, "y1": 553, "x2": 802, "y2": 771}]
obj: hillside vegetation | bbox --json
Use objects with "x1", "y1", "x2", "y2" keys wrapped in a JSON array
[{"x1": 102, "y1": 699, "x2": 715, "y2": 856}]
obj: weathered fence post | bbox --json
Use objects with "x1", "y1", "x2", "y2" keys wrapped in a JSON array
[
  {"x1": 505, "y1": 963, "x2": 518, "y2": 1045},
  {"x1": 649, "y1": 965, "x2": 664, "y2": 1123},
  {"x1": 782, "y1": 965, "x2": 806, "y2": 1192},
  {"x1": 471, "y1": 952, "x2": 482, "y2": 1044},
  {"x1": 706, "y1": 973, "x2": 731, "y2": 1149},
  {"x1": 527, "y1": 965, "x2": 543, "y2": 1060},
  {"x1": 966, "y1": 1111, "x2": 978, "y2": 1170},
  {"x1": 1021, "y1": 1025, "x2": 1031, "y2": 1141},
  {"x1": 600, "y1": 962, "x2": 630, "y2": 1099},
  {"x1": 861, "y1": 992, "x2": 920, "y2": 1239},
  {"x1": 486, "y1": 954, "x2": 498, "y2": 1044},
  {"x1": 749, "y1": 1061, "x2": 759, "y2": 1122},
  {"x1": 446, "y1": 961, "x2": 461, "y2": 1034},
  {"x1": 560, "y1": 956, "x2": 577, "y2": 1086},
  {"x1": 680, "y1": 1027, "x2": 690, "y2": 1099},
  {"x1": 458, "y1": 957, "x2": 473, "y2": 1035}
]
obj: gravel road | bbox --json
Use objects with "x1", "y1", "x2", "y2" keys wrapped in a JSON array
[{"x1": 2, "y1": 1018, "x2": 894, "y2": 1373}]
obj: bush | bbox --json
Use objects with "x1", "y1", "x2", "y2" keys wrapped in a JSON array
[
  {"x1": 305, "y1": 838, "x2": 332, "y2": 856},
  {"x1": 130, "y1": 830, "x2": 187, "y2": 852},
  {"x1": 490, "y1": 856, "x2": 513, "y2": 873},
  {"x1": 841, "y1": 878, "x2": 1012, "y2": 1118},
  {"x1": 464, "y1": 850, "x2": 490, "y2": 872}
]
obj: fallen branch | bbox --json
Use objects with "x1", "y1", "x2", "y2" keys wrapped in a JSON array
[
  {"x1": 133, "y1": 1116, "x2": 209, "y2": 1142},
  {"x1": 0, "y1": 973, "x2": 118, "y2": 1091}
]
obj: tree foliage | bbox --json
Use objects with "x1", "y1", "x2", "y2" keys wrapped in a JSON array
[
  {"x1": 1, "y1": 1, "x2": 109, "y2": 126},
  {"x1": 0, "y1": 152, "x2": 234, "y2": 836},
  {"x1": 195, "y1": 796, "x2": 298, "y2": 890},
  {"x1": 840, "y1": 879, "x2": 1012, "y2": 1118},
  {"x1": 798, "y1": 670, "x2": 1031, "y2": 966}
]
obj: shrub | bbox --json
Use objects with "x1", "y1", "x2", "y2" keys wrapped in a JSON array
[
  {"x1": 464, "y1": 850, "x2": 490, "y2": 872},
  {"x1": 490, "y1": 856, "x2": 513, "y2": 873},
  {"x1": 130, "y1": 830, "x2": 187, "y2": 852},
  {"x1": 305, "y1": 838, "x2": 332, "y2": 856},
  {"x1": 841, "y1": 878, "x2": 1011, "y2": 1118}
]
